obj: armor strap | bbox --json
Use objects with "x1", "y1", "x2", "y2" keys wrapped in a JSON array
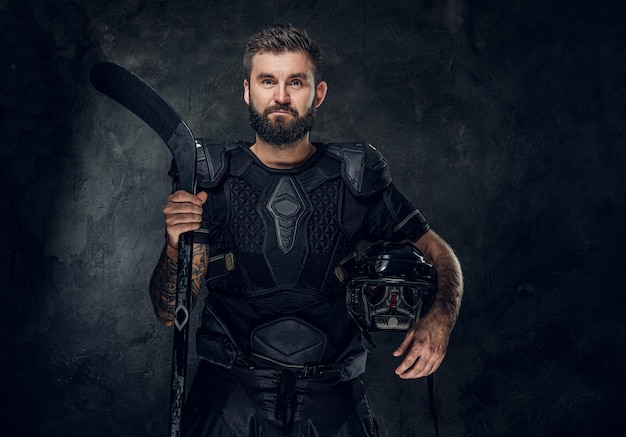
[{"x1": 250, "y1": 348, "x2": 368, "y2": 381}]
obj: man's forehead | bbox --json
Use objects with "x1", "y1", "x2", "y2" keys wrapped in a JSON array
[{"x1": 250, "y1": 50, "x2": 314, "y2": 76}]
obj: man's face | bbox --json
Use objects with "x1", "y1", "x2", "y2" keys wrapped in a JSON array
[{"x1": 244, "y1": 50, "x2": 327, "y2": 149}]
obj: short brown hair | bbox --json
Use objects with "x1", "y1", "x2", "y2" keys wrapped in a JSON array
[{"x1": 243, "y1": 24, "x2": 323, "y2": 84}]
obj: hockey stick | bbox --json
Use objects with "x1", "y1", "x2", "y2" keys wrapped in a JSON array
[{"x1": 90, "y1": 60, "x2": 198, "y2": 437}]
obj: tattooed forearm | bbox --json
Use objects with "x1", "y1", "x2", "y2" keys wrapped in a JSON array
[
  {"x1": 149, "y1": 243, "x2": 209, "y2": 326},
  {"x1": 149, "y1": 247, "x2": 179, "y2": 325}
]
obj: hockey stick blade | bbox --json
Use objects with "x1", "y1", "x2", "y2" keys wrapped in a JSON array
[{"x1": 90, "y1": 61, "x2": 196, "y2": 193}]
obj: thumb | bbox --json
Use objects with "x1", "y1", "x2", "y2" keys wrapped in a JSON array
[
  {"x1": 196, "y1": 190, "x2": 209, "y2": 205},
  {"x1": 393, "y1": 331, "x2": 413, "y2": 357}
]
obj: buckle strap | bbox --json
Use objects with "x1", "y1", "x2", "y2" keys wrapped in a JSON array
[
  {"x1": 302, "y1": 364, "x2": 321, "y2": 377},
  {"x1": 249, "y1": 349, "x2": 368, "y2": 380}
]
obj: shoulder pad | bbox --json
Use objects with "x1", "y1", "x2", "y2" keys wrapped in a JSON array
[
  {"x1": 325, "y1": 142, "x2": 392, "y2": 196},
  {"x1": 195, "y1": 139, "x2": 240, "y2": 187},
  {"x1": 168, "y1": 139, "x2": 242, "y2": 188}
]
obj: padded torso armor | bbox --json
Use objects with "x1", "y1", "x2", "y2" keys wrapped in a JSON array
[
  {"x1": 197, "y1": 140, "x2": 391, "y2": 311},
  {"x1": 191, "y1": 140, "x2": 424, "y2": 365}
]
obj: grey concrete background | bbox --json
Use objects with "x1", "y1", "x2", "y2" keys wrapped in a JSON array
[{"x1": 1, "y1": 0, "x2": 624, "y2": 436}]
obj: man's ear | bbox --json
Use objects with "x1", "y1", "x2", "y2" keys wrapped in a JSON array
[
  {"x1": 314, "y1": 80, "x2": 328, "y2": 108},
  {"x1": 243, "y1": 79, "x2": 250, "y2": 105}
]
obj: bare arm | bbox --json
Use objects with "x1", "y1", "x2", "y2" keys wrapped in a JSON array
[
  {"x1": 415, "y1": 229, "x2": 463, "y2": 329},
  {"x1": 148, "y1": 190, "x2": 210, "y2": 326},
  {"x1": 149, "y1": 241, "x2": 209, "y2": 326},
  {"x1": 393, "y1": 229, "x2": 464, "y2": 378}
]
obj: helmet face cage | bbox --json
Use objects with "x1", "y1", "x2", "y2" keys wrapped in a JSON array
[{"x1": 344, "y1": 242, "x2": 437, "y2": 332}]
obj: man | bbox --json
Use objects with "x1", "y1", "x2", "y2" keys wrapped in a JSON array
[{"x1": 149, "y1": 24, "x2": 463, "y2": 437}]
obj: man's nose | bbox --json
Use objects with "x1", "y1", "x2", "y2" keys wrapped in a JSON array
[{"x1": 274, "y1": 85, "x2": 290, "y2": 104}]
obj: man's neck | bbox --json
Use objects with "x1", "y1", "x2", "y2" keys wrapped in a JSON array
[{"x1": 250, "y1": 136, "x2": 317, "y2": 169}]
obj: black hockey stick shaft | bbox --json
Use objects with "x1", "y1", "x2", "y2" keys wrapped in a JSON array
[{"x1": 90, "y1": 61, "x2": 197, "y2": 436}]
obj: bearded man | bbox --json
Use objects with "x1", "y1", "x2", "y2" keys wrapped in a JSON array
[{"x1": 149, "y1": 24, "x2": 463, "y2": 437}]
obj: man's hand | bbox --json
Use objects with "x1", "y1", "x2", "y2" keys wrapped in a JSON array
[
  {"x1": 392, "y1": 310, "x2": 452, "y2": 379},
  {"x1": 163, "y1": 190, "x2": 208, "y2": 247}
]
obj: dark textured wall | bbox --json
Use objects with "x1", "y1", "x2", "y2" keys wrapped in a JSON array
[{"x1": 1, "y1": 0, "x2": 624, "y2": 436}]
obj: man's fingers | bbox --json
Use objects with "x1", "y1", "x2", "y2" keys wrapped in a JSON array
[
  {"x1": 196, "y1": 190, "x2": 208, "y2": 204},
  {"x1": 165, "y1": 213, "x2": 203, "y2": 235},
  {"x1": 169, "y1": 221, "x2": 203, "y2": 235},
  {"x1": 393, "y1": 330, "x2": 413, "y2": 357},
  {"x1": 168, "y1": 189, "x2": 208, "y2": 206},
  {"x1": 165, "y1": 221, "x2": 203, "y2": 247},
  {"x1": 163, "y1": 190, "x2": 207, "y2": 247},
  {"x1": 165, "y1": 211, "x2": 204, "y2": 225},
  {"x1": 395, "y1": 340, "x2": 447, "y2": 379},
  {"x1": 168, "y1": 189, "x2": 196, "y2": 202},
  {"x1": 403, "y1": 353, "x2": 444, "y2": 379},
  {"x1": 394, "y1": 344, "x2": 423, "y2": 376},
  {"x1": 393, "y1": 330, "x2": 423, "y2": 375},
  {"x1": 164, "y1": 195, "x2": 205, "y2": 216},
  {"x1": 393, "y1": 322, "x2": 450, "y2": 379},
  {"x1": 395, "y1": 350, "x2": 435, "y2": 379}
]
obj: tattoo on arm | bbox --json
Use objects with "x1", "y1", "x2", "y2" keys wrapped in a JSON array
[
  {"x1": 149, "y1": 243, "x2": 209, "y2": 326},
  {"x1": 189, "y1": 244, "x2": 209, "y2": 311}
]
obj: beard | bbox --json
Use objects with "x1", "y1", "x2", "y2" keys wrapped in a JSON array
[{"x1": 248, "y1": 99, "x2": 316, "y2": 150}]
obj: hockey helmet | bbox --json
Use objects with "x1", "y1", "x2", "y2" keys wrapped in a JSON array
[{"x1": 342, "y1": 241, "x2": 437, "y2": 332}]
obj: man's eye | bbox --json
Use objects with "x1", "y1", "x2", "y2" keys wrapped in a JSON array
[{"x1": 290, "y1": 80, "x2": 302, "y2": 87}]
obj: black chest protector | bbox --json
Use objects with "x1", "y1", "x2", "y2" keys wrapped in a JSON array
[{"x1": 195, "y1": 140, "x2": 392, "y2": 314}]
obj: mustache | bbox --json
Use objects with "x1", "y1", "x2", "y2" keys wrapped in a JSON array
[{"x1": 264, "y1": 104, "x2": 299, "y2": 117}]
